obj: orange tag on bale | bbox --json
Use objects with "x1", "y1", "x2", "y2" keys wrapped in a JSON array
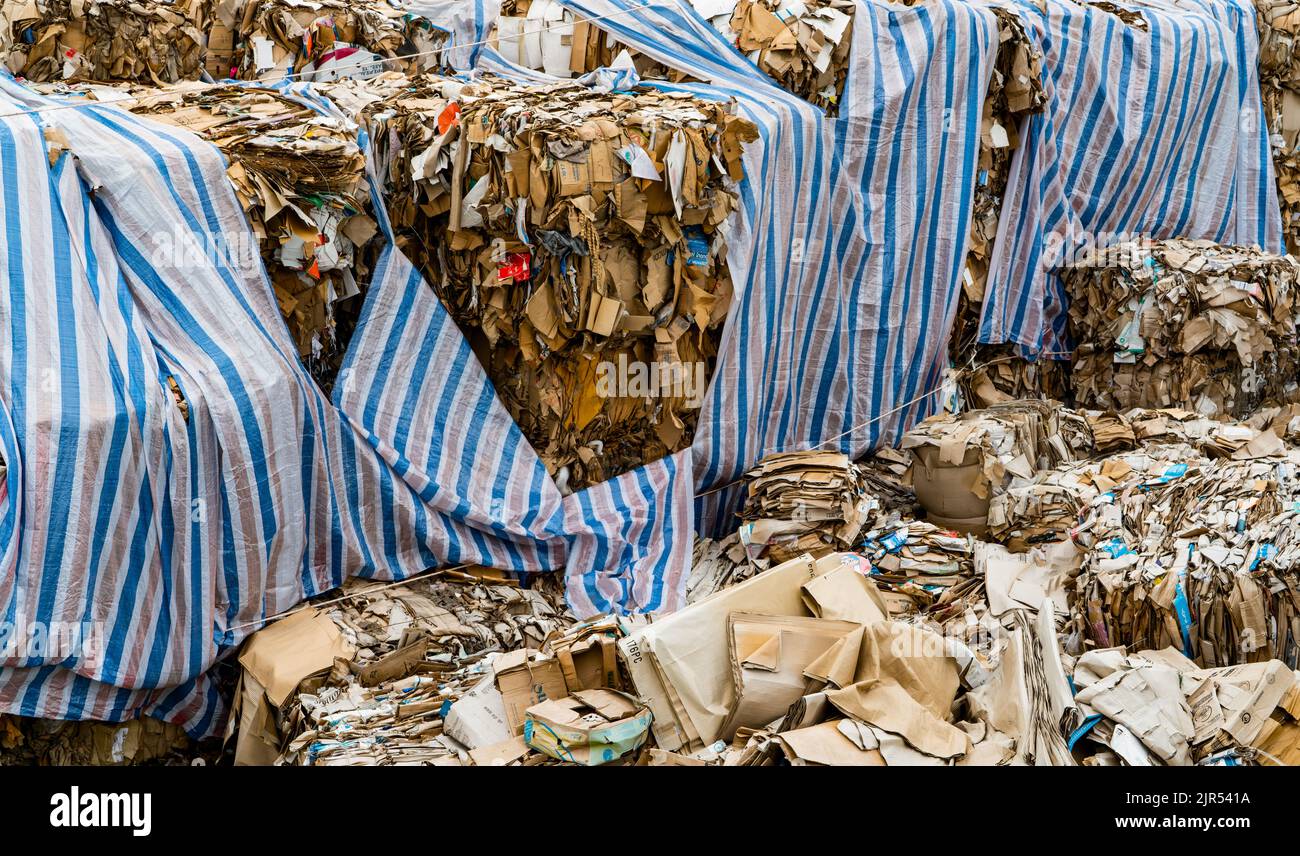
[{"x1": 438, "y1": 103, "x2": 461, "y2": 135}]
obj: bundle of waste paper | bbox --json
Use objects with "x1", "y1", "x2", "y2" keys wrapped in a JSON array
[
  {"x1": 1065, "y1": 239, "x2": 1300, "y2": 418},
  {"x1": 232, "y1": 569, "x2": 580, "y2": 766},
  {"x1": 1068, "y1": 447, "x2": 1300, "y2": 669},
  {"x1": 1256, "y1": 0, "x2": 1300, "y2": 254},
  {"x1": 957, "y1": 344, "x2": 1073, "y2": 411},
  {"x1": 0, "y1": 715, "x2": 194, "y2": 766},
  {"x1": 717, "y1": 0, "x2": 856, "y2": 115},
  {"x1": 856, "y1": 516, "x2": 979, "y2": 620},
  {"x1": 333, "y1": 71, "x2": 756, "y2": 488},
  {"x1": 988, "y1": 411, "x2": 1295, "y2": 544},
  {"x1": 495, "y1": 0, "x2": 854, "y2": 112},
  {"x1": 899, "y1": 399, "x2": 1087, "y2": 533},
  {"x1": 0, "y1": 0, "x2": 212, "y2": 83},
  {"x1": 221, "y1": 0, "x2": 448, "y2": 83},
  {"x1": 737, "y1": 450, "x2": 870, "y2": 563},
  {"x1": 114, "y1": 81, "x2": 376, "y2": 387},
  {"x1": 1069, "y1": 646, "x2": 1300, "y2": 766}
]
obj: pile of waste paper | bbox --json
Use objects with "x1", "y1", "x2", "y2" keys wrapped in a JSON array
[
  {"x1": 221, "y1": 0, "x2": 447, "y2": 83},
  {"x1": 1068, "y1": 647, "x2": 1299, "y2": 766},
  {"x1": 232, "y1": 568, "x2": 578, "y2": 765},
  {"x1": 331, "y1": 71, "x2": 756, "y2": 488},
  {"x1": 1064, "y1": 239, "x2": 1300, "y2": 417},
  {"x1": 0, "y1": 0, "x2": 212, "y2": 83},
  {"x1": 128, "y1": 81, "x2": 376, "y2": 386},
  {"x1": 184, "y1": 394, "x2": 1300, "y2": 766},
  {"x1": 0, "y1": 0, "x2": 447, "y2": 87},
  {"x1": 1257, "y1": 0, "x2": 1300, "y2": 254},
  {"x1": 718, "y1": 0, "x2": 856, "y2": 114}
]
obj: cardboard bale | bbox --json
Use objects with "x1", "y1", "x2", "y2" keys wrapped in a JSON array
[
  {"x1": 230, "y1": 0, "x2": 448, "y2": 83},
  {"x1": 325, "y1": 71, "x2": 756, "y2": 488},
  {"x1": 1064, "y1": 239, "x2": 1300, "y2": 418},
  {"x1": 267, "y1": 572, "x2": 573, "y2": 765},
  {"x1": 943, "y1": 5, "x2": 1051, "y2": 406},
  {"x1": 0, "y1": 0, "x2": 211, "y2": 84},
  {"x1": 1256, "y1": 0, "x2": 1300, "y2": 255},
  {"x1": 116, "y1": 80, "x2": 375, "y2": 390}
]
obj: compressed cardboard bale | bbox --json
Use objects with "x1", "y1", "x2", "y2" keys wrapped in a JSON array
[
  {"x1": 116, "y1": 80, "x2": 374, "y2": 390},
  {"x1": 942, "y1": 5, "x2": 1050, "y2": 405},
  {"x1": 272, "y1": 573, "x2": 574, "y2": 766},
  {"x1": 974, "y1": 416, "x2": 1300, "y2": 669},
  {"x1": 231, "y1": 0, "x2": 448, "y2": 82},
  {"x1": 1064, "y1": 239, "x2": 1300, "y2": 418},
  {"x1": 721, "y1": 0, "x2": 856, "y2": 115},
  {"x1": 0, "y1": 0, "x2": 211, "y2": 84},
  {"x1": 327, "y1": 71, "x2": 757, "y2": 489},
  {"x1": 509, "y1": 0, "x2": 854, "y2": 113}
]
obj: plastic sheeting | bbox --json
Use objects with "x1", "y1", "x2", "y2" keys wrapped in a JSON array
[
  {"x1": 0, "y1": 0, "x2": 1281, "y2": 734},
  {"x1": 0, "y1": 75, "x2": 686, "y2": 730},
  {"x1": 978, "y1": 0, "x2": 1282, "y2": 356}
]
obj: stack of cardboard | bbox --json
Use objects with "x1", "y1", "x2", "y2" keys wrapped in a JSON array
[
  {"x1": 686, "y1": 532, "x2": 755, "y2": 604},
  {"x1": 856, "y1": 517, "x2": 978, "y2": 616},
  {"x1": 1065, "y1": 239, "x2": 1300, "y2": 418},
  {"x1": 738, "y1": 451, "x2": 870, "y2": 563},
  {"x1": 248, "y1": 570, "x2": 577, "y2": 766},
  {"x1": 227, "y1": 0, "x2": 447, "y2": 83},
  {"x1": 1257, "y1": 0, "x2": 1300, "y2": 254},
  {"x1": 0, "y1": 0, "x2": 211, "y2": 83},
  {"x1": 123, "y1": 81, "x2": 376, "y2": 389},
  {"x1": 332, "y1": 72, "x2": 756, "y2": 488},
  {"x1": 988, "y1": 412, "x2": 1299, "y2": 551}
]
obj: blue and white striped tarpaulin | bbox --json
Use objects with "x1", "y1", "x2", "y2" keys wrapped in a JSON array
[
  {"x1": 0, "y1": 74, "x2": 689, "y2": 729},
  {"x1": 0, "y1": 0, "x2": 1278, "y2": 733},
  {"x1": 978, "y1": 0, "x2": 1282, "y2": 356}
]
